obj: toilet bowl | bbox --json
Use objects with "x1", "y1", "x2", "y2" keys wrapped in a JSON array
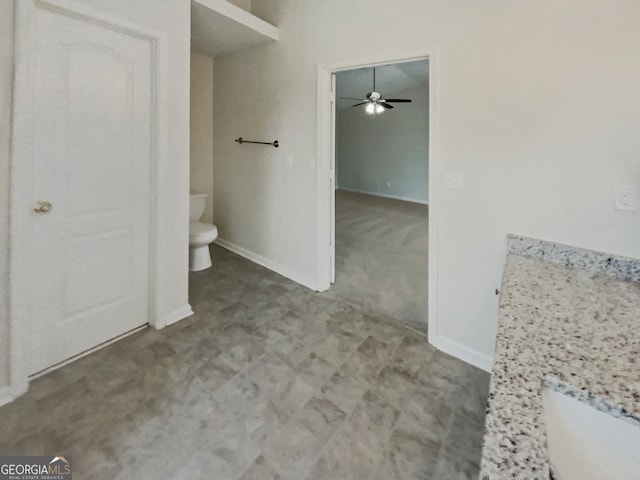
[{"x1": 189, "y1": 193, "x2": 218, "y2": 271}]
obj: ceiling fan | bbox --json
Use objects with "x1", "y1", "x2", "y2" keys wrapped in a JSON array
[{"x1": 340, "y1": 67, "x2": 412, "y2": 114}]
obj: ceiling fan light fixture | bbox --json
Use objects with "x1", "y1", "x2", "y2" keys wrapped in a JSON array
[{"x1": 342, "y1": 66, "x2": 414, "y2": 113}]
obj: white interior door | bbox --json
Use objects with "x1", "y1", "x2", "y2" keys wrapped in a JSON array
[{"x1": 17, "y1": 3, "x2": 153, "y2": 375}]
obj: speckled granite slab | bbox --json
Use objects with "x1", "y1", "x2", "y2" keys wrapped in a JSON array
[
  {"x1": 480, "y1": 235, "x2": 640, "y2": 480},
  {"x1": 508, "y1": 235, "x2": 640, "y2": 283}
]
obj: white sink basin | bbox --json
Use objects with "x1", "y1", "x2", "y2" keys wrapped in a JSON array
[{"x1": 542, "y1": 386, "x2": 640, "y2": 480}]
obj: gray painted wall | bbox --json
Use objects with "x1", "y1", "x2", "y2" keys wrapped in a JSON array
[{"x1": 337, "y1": 84, "x2": 429, "y2": 204}]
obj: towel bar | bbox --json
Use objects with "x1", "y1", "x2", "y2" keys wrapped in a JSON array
[{"x1": 235, "y1": 137, "x2": 279, "y2": 148}]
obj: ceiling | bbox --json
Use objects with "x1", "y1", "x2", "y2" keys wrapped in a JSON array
[{"x1": 335, "y1": 60, "x2": 429, "y2": 110}]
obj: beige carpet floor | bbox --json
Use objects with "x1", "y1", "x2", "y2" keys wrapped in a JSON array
[{"x1": 332, "y1": 190, "x2": 428, "y2": 334}]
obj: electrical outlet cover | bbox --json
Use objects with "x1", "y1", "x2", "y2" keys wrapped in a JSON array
[
  {"x1": 444, "y1": 171, "x2": 464, "y2": 190},
  {"x1": 614, "y1": 185, "x2": 637, "y2": 211}
]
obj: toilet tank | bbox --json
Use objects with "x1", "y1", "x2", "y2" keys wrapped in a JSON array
[{"x1": 189, "y1": 193, "x2": 207, "y2": 222}]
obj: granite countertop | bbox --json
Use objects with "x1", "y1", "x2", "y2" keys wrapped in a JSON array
[{"x1": 480, "y1": 235, "x2": 640, "y2": 480}]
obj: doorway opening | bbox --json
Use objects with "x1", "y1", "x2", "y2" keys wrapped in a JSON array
[{"x1": 317, "y1": 55, "x2": 435, "y2": 337}]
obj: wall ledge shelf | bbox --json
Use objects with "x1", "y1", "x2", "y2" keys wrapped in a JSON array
[{"x1": 191, "y1": 0, "x2": 279, "y2": 58}]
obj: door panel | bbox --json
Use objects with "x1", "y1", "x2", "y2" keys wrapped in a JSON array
[
  {"x1": 65, "y1": 45, "x2": 136, "y2": 214},
  {"x1": 27, "y1": 4, "x2": 152, "y2": 374},
  {"x1": 63, "y1": 229, "x2": 132, "y2": 318}
]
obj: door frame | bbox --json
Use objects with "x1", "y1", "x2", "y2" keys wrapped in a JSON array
[
  {"x1": 8, "y1": 0, "x2": 169, "y2": 399},
  {"x1": 316, "y1": 49, "x2": 439, "y2": 333}
]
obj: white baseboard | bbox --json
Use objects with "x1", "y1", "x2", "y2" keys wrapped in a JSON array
[
  {"x1": 0, "y1": 385, "x2": 15, "y2": 407},
  {"x1": 0, "y1": 381, "x2": 28, "y2": 408},
  {"x1": 165, "y1": 304, "x2": 194, "y2": 327},
  {"x1": 215, "y1": 238, "x2": 317, "y2": 291},
  {"x1": 430, "y1": 334, "x2": 493, "y2": 372},
  {"x1": 337, "y1": 187, "x2": 428, "y2": 205}
]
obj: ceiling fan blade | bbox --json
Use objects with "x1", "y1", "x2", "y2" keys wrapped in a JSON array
[
  {"x1": 379, "y1": 102, "x2": 395, "y2": 109},
  {"x1": 351, "y1": 102, "x2": 367, "y2": 107},
  {"x1": 385, "y1": 99, "x2": 412, "y2": 103}
]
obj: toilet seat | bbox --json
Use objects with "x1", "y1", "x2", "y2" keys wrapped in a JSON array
[{"x1": 189, "y1": 222, "x2": 218, "y2": 245}]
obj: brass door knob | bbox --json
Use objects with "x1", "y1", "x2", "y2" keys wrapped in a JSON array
[{"x1": 34, "y1": 201, "x2": 52, "y2": 213}]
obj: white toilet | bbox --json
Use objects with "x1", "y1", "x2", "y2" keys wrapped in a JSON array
[{"x1": 189, "y1": 193, "x2": 218, "y2": 271}]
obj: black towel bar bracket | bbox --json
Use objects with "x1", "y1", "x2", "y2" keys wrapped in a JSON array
[{"x1": 235, "y1": 137, "x2": 279, "y2": 148}]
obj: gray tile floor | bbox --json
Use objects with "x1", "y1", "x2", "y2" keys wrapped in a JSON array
[
  {"x1": 0, "y1": 245, "x2": 489, "y2": 479},
  {"x1": 0, "y1": 194, "x2": 489, "y2": 479}
]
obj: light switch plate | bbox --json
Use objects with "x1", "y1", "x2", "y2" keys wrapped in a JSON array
[{"x1": 444, "y1": 171, "x2": 464, "y2": 190}]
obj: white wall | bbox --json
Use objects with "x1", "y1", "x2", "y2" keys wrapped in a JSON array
[
  {"x1": 0, "y1": 0, "x2": 191, "y2": 393},
  {"x1": 190, "y1": 52, "x2": 214, "y2": 223},
  {"x1": 215, "y1": 0, "x2": 640, "y2": 370},
  {"x1": 337, "y1": 84, "x2": 429, "y2": 204},
  {"x1": 229, "y1": 0, "x2": 251, "y2": 12},
  {"x1": 0, "y1": 0, "x2": 15, "y2": 388}
]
